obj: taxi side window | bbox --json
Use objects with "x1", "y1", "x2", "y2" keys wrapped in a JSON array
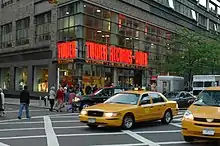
[
  {"x1": 150, "y1": 93, "x2": 165, "y2": 103},
  {"x1": 140, "y1": 94, "x2": 151, "y2": 105}
]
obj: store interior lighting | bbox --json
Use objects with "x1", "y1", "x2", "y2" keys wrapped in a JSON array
[
  {"x1": 66, "y1": 11, "x2": 69, "y2": 15},
  {"x1": 97, "y1": 30, "x2": 102, "y2": 33},
  {"x1": 64, "y1": 71, "x2": 67, "y2": 76},
  {"x1": 96, "y1": 9, "x2": 101, "y2": 12}
]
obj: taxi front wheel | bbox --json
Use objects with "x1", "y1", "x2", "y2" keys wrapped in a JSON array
[
  {"x1": 161, "y1": 110, "x2": 173, "y2": 124},
  {"x1": 183, "y1": 136, "x2": 194, "y2": 142},
  {"x1": 122, "y1": 114, "x2": 135, "y2": 130}
]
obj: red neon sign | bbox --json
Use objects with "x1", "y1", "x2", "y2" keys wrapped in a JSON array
[
  {"x1": 57, "y1": 41, "x2": 76, "y2": 59},
  {"x1": 110, "y1": 46, "x2": 132, "y2": 64},
  {"x1": 86, "y1": 42, "x2": 108, "y2": 61},
  {"x1": 135, "y1": 51, "x2": 148, "y2": 66}
]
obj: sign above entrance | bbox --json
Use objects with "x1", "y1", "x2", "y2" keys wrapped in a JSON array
[
  {"x1": 57, "y1": 41, "x2": 76, "y2": 60},
  {"x1": 86, "y1": 42, "x2": 148, "y2": 67}
]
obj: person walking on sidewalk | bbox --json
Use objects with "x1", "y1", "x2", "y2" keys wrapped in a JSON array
[
  {"x1": 0, "y1": 88, "x2": 5, "y2": 116},
  {"x1": 49, "y1": 86, "x2": 56, "y2": 112},
  {"x1": 18, "y1": 85, "x2": 30, "y2": 119}
]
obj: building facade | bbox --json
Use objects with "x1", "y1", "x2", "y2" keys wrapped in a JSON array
[{"x1": 0, "y1": 0, "x2": 219, "y2": 97}]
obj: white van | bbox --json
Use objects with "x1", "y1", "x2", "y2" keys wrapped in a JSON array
[{"x1": 192, "y1": 75, "x2": 220, "y2": 95}]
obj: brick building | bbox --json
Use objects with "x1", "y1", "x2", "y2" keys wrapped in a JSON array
[{"x1": 0, "y1": 0, "x2": 219, "y2": 97}]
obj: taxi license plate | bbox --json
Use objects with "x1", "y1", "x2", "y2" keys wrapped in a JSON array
[
  {"x1": 88, "y1": 118, "x2": 96, "y2": 123},
  {"x1": 202, "y1": 129, "x2": 215, "y2": 136}
]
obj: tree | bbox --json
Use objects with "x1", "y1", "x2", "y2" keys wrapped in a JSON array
[{"x1": 162, "y1": 28, "x2": 220, "y2": 89}]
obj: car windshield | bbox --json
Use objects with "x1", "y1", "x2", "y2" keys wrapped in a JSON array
[
  {"x1": 165, "y1": 92, "x2": 178, "y2": 98},
  {"x1": 194, "y1": 90, "x2": 220, "y2": 107},
  {"x1": 104, "y1": 93, "x2": 140, "y2": 105}
]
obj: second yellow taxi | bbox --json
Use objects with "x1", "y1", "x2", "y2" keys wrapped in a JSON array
[{"x1": 79, "y1": 90, "x2": 178, "y2": 129}]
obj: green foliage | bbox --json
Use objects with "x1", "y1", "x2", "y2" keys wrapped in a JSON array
[{"x1": 162, "y1": 28, "x2": 220, "y2": 77}]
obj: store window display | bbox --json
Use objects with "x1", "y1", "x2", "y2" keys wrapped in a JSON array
[
  {"x1": 33, "y1": 66, "x2": 48, "y2": 92},
  {"x1": 15, "y1": 67, "x2": 28, "y2": 91},
  {"x1": 0, "y1": 68, "x2": 10, "y2": 90}
]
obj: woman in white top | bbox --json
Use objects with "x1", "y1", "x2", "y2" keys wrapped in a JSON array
[{"x1": 49, "y1": 86, "x2": 56, "y2": 112}]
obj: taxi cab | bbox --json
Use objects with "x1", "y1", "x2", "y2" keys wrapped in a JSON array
[
  {"x1": 79, "y1": 89, "x2": 178, "y2": 129},
  {"x1": 182, "y1": 86, "x2": 220, "y2": 142}
]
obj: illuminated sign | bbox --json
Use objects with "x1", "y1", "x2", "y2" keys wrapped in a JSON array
[
  {"x1": 135, "y1": 51, "x2": 148, "y2": 66},
  {"x1": 57, "y1": 41, "x2": 76, "y2": 60},
  {"x1": 110, "y1": 46, "x2": 132, "y2": 64},
  {"x1": 86, "y1": 42, "x2": 108, "y2": 61}
]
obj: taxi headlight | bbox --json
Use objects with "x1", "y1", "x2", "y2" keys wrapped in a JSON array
[
  {"x1": 183, "y1": 110, "x2": 194, "y2": 120},
  {"x1": 104, "y1": 112, "x2": 119, "y2": 118},
  {"x1": 80, "y1": 110, "x2": 87, "y2": 115}
]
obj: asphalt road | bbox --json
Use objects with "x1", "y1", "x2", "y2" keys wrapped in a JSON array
[{"x1": 0, "y1": 104, "x2": 219, "y2": 146}]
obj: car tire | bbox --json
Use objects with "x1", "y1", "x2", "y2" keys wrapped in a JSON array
[
  {"x1": 183, "y1": 136, "x2": 194, "y2": 142},
  {"x1": 87, "y1": 124, "x2": 98, "y2": 129},
  {"x1": 122, "y1": 114, "x2": 135, "y2": 130},
  {"x1": 161, "y1": 110, "x2": 173, "y2": 124}
]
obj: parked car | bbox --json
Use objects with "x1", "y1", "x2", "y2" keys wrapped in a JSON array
[
  {"x1": 164, "y1": 91, "x2": 196, "y2": 108},
  {"x1": 73, "y1": 87, "x2": 132, "y2": 111}
]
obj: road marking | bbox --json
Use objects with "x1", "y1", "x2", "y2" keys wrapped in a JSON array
[
  {"x1": 170, "y1": 123, "x2": 182, "y2": 128},
  {"x1": 5, "y1": 110, "x2": 47, "y2": 113},
  {"x1": 92, "y1": 144, "x2": 146, "y2": 146},
  {"x1": 0, "y1": 120, "x2": 79, "y2": 125},
  {"x1": 0, "y1": 142, "x2": 10, "y2": 146},
  {"x1": 157, "y1": 140, "x2": 208, "y2": 145},
  {"x1": 50, "y1": 115, "x2": 79, "y2": 118},
  {"x1": 135, "y1": 130, "x2": 181, "y2": 134},
  {"x1": 173, "y1": 118, "x2": 182, "y2": 122},
  {"x1": 0, "y1": 135, "x2": 46, "y2": 140},
  {"x1": 44, "y1": 116, "x2": 59, "y2": 146},
  {"x1": 123, "y1": 130, "x2": 160, "y2": 146},
  {"x1": 57, "y1": 132, "x2": 124, "y2": 137},
  {"x1": 0, "y1": 113, "x2": 78, "y2": 123},
  {"x1": 0, "y1": 126, "x2": 88, "y2": 132},
  {"x1": 174, "y1": 115, "x2": 183, "y2": 118}
]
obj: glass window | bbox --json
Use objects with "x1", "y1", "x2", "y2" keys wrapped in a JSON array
[
  {"x1": 16, "y1": 17, "x2": 30, "y2": 46},
  {"x1": 0, "y1": 68, "x2": 10, "y2": 90},
  {"x1": 140, "y1": 94, "x2": 151, "y2": 104},
  {"x1": 204, "y1": 82, "x2": 212, "y2": 87},
  {"x1": 33, "y1": 66, "x2": 48, "y2": 92},
  {"x1": 15, "y1": 67, "x2": 28, "y2": 91},
  {"x1": 0, "y1": 23, "x2": 12, "y2": 48},
  {"x1": 35, "y1": 12, "x2": 51, "y2": 43},
  {"x1": 149, "y1": 93, "x2": 164, "y2": 103},
  {"x1": 105, "y1": 93, "x2": 140, "y2": 105},
  {"x1": 193, "y1": 82, "x2": 203, "y2": 87}
]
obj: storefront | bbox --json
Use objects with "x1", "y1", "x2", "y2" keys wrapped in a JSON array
[{"x1": 56, "y1": 1, "x2": 173, "y2": 88}]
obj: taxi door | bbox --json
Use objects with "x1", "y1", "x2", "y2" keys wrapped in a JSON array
[
  {"x1": 149, "y1": 93, "x2": 167, "y2": 119},
  {"x1": 136, "y1": 94, "x2": 154, "y2": 122}
]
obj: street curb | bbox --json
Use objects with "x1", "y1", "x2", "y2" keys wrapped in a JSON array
[{"x1": 5, "y1": 102, "x2": 50, "y2": 109}]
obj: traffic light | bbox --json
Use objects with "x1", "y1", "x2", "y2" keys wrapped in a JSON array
[{"x1": 48, "y1": 0, "x2": 58, "y2": 4}]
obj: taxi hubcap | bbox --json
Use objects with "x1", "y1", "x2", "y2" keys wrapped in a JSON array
[
  {"x1": 124, "y1": 117, "x2": 133, "y2": 128},
  {"x1": 165, "y1": 112, "x2": 171, "y2": 122}
]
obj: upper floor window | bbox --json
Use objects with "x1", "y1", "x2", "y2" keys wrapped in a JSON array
[
  {"x1": 0, "y1": 23, "x2": 12, "y2": 48},
  {"x1": 198, "y1": 14, "x2": 207, "y2": 27},
  {"x1": 16, "y1": 17, "x2": 30, "y2": 46},
  {"x1": 35, "y1": 12, "x2": 51, "y2": 43},
  {"x1": 58, "y1": 2, "x2": 77, "y2": 18},
  {"x1": 1, "y1": 0, "x2": 13, "y2": 8}
]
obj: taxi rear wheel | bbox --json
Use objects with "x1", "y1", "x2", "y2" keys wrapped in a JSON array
[
  {"x1": 122, "y1": 114, "x2": 135, "y2": 130},
  {"x1": 161, "y1": 110, "x2": 172, "y2": 124},
  {"x1": 183, "y1": 136, "x2": 194, "y2": 142},
  {"x1": 87, "y1": 124, "x2": 98, "y2": 129}
]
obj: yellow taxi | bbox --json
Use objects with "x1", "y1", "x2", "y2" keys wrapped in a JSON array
[
  {"x1": 79, "y1": 90, "x2": 178, "y2": 129},
  {"x1": 182, "y1": 86, "x2": 220, "y2": 142}
]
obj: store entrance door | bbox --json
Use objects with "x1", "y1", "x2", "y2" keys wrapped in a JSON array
[{"x1": 134, "y1": 70, "x2": 142, "y2": 87}]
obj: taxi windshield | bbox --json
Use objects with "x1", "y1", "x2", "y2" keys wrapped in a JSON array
[
  {"x1": 194, "y1": 90, "x2": 220, "y2": 107},
  {"x1": 105, "y1": 93, "x2": 140, "y2": 105}
]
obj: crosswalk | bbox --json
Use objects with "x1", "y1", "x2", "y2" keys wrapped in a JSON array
[{"x1": 171, "y1": 110, "x2": 186, "y2": 127}]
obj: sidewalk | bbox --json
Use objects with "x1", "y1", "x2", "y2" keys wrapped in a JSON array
[{"x1": 5, "y1": 98, "x2": 50, "y2": 109}]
